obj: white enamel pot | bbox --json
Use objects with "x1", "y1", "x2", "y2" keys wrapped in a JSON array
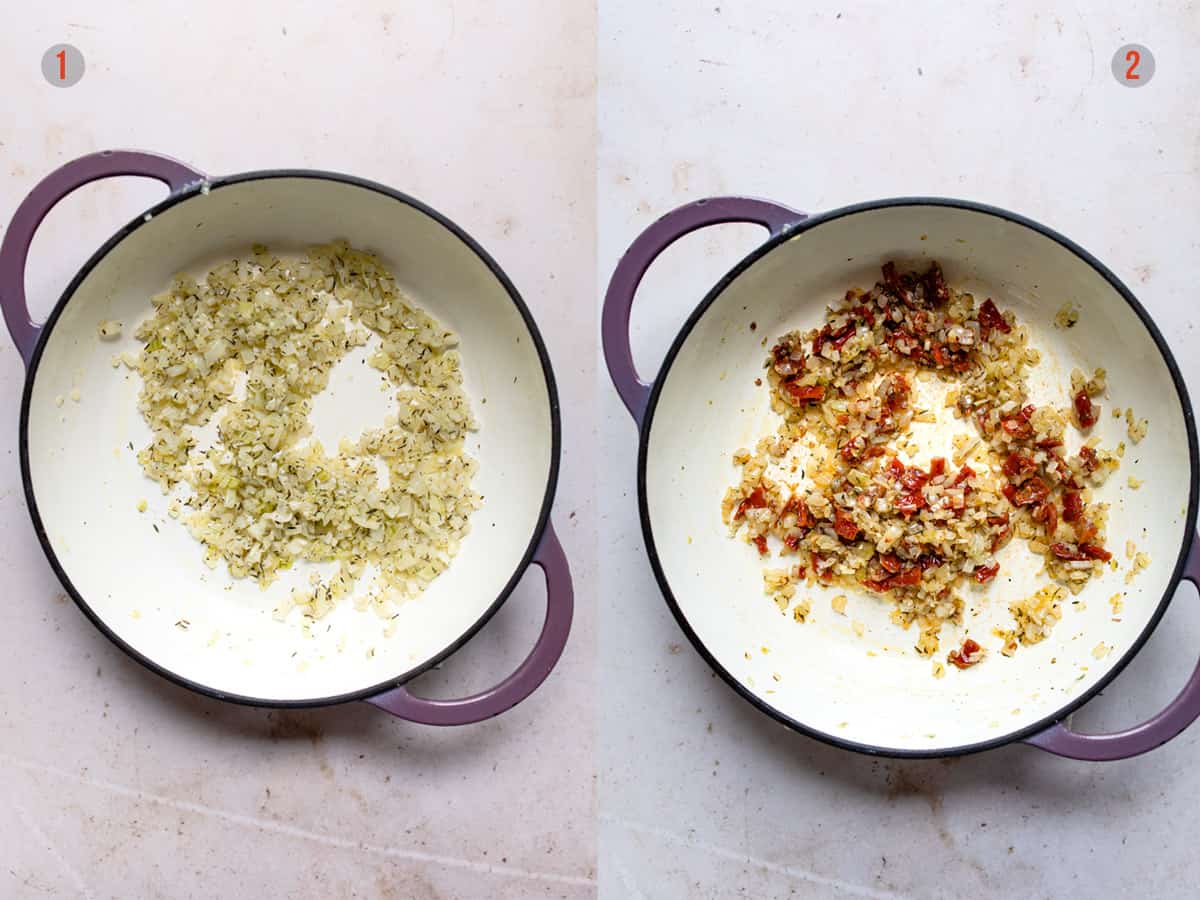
[
  {"x1": 603, "y1": 197, "x2": 1200, "y2": 759},
  {"x1": 1, "y1": 150, "x2": 572, "y2": 724}
]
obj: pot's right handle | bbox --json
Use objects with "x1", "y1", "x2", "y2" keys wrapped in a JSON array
[
  {"x1": 601, "y1": 197, "x2": 807, "y2": 426},
  {"x1": 0, "y1": 150, "x2": 204, "y2": 366},
  {"x1": 1024, "y1": 534, "x2": 1200, "y2": 760},
  {"x1": 366, "y1": 522, "x2": 573, "y2": 725}
]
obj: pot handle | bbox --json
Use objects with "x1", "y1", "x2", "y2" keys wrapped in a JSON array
[
  {"x1": 0, "y1": 149, "x2": 204, "y2": 367},
  {"x1": 601, "y1": 197, "x2": 807, "y2": 425},
  {"x1": 1024, "y1": 534, "x2": 1200, "y2": 760},
  {"x1": 366, "y1": 521, "x2": 574, "y2": 725}
]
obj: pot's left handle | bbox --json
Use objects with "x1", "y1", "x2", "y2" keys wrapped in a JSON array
[
  {"x1": 1024, "y1": 534, "x2": 1200, "y2": 760},
  {"x1": 601, "y1": 197, "x2": 807, "y2": 426},
  {"x1": 366, "y1": 522, "x2": 573, "y2": 725},
  {"x1": 0, "y1": 149, "x2": 204, "y2": 367}
]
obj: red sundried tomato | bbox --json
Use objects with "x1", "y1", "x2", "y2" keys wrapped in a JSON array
[
  {"x1": 1032, "y1": 501, "x2": 1058, "y2": 538},
  {"x1": 841, "y1": 436, "x2": 866, "y2": 463},
  {"x1": 1074, "y1": 516, "x2": 1099, "y2": 545},
  {"x1": 889, "y1": 566, "x2": 922, "y2": 587},
  {"x1": 833, "y1": 508, "x2": 860, "y2": 541},
  {"x1": 829, "y1": 322, "x2": 857, "y2": 351},
  {"x1": 880, "y1": 553, "x2": 903, "y2": 574},
  {"x1": 1078, "y1": 445, "x2": 1098, "y2": 472},
  {"x1": 1001, "y1": 415, "x2": 1034, "y2": 440},
  {"x1": 990, "y1": 524, "x2": 1013, "y2": 553},
  {"x1": 887, "y1": 457, "x2": 907, "y2": 479},
  {"x1": 900, "y1": 467, "x2": 929, "y2": 492},
  {"x1": 882, "y1": 261, "x2": 902, "y2": 293},
  {"x1": 853, "y1": 305, "x2": 877, "y2": 327},
  {"x1": 782, "y1": 495, "x2": 815, "y2": 529},
  {"x1": 896, "y1": 492, "x2": 927, "y2": 516},
  {"x1": 784, "y1": 382, "x2": 825, "y2": 403},
  {"x1": 1012, "y1": 476, "x2": 1050, "y2": 507},
  {"x1": 974, "y1": 562, "x2": 1000, "y2": 583},
  {"x1": 1080, "y1": 543, "x2": 1112, "y2": 561},
  {"x1": 953, "y1": 465, "x2": 976, "y2": 487},
  {"x1": 1062, "y1": 491, "x2": 1084, "y2": 522},
  {"x1": 1074, "y1": 390, "x2": 1097, "y2": 428},
  {"x1": 1002, "y1": 451, "x2": 1037, "y2": 480},
  {"x1": 1050, "y1": 542, "x2": 1085, "y2": 561},
  {"x1": 978, "y1": 298, "x2": 1011, "y2": 337},
  {"x1": 733, "y1": 486, "x2": 768, "y2": 521},
  {"x1": 752, "y1": 535, "x2": 769, "y2": 556},
  {"x1": 923, "y1": 263, "x2": 951, "y2": 306},
  {"x1": 918, "y1": 553, "x2": 944, "y2": 570},
  {"x1": 948, "y1": 638, "x2": 984, "y2": 669},
  {"x1": 929, "y1": 457, "x2": 947, "y2": 478}
]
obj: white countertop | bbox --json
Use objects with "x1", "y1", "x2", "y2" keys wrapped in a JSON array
[
  {"x1": 0, "y1": 3, "x2": 596, "y2": 898},
  {"x1": 598, "y1": 2, "x2": 1200, "y2": 898}
]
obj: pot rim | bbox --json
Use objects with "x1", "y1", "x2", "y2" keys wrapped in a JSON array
[
  {"x1": 18, "y1": 168, "x2": 562, "y2": 708},
  {"x1": 635, "y1": 195, "x2": 1200, "y2": 758}
]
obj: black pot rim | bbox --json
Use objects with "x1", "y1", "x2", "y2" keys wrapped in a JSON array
[
  {"x1": 18, "y1": 168, "x2": 562, "y2": 709},
  {"x1": 636, "y1": 195, "x2": 1200, "y2": 759}
]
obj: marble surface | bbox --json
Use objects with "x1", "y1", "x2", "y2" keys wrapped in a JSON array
[
  {"x1": 598, "y1": 2, "x2": 1200, "y2": 898},
  {"x1": 0, "y1": 2, "x2": 596, "y2": 898}
]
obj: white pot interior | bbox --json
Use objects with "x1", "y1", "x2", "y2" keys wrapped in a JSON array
[
  {"x1": 25, "y1": 175, "x2": 554, "y2": 703},
  {"x1": 644, "y1": 202, "x2": 1195, "y2": 753}
]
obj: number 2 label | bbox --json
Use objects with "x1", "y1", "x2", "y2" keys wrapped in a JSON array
[{"x1": 1125, "y1": 49, "x2": 1140, "y2": 81}]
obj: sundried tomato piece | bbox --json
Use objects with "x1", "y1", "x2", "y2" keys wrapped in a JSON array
[
  {"x1": 974, "y1": 562, "x2": 1000, "y2": 584},
  {"x1": 781, "y1": 495, "x2": 815, "y2": 529},
  {"x1": 1032, "y1": 501, "x2": 1058, "y2": 538},
  {"x1": 929, "y1": 457, "x2": 947, "y2": 477},
  {"x1": 1002, "y1": 451, "x2": 1037, "y2": 480},
  {"x1": 1074, "y1": 390, "x2": 1097, "y2": 429},
  {"x1": 1012, "y1": 476, "x2": 1050, "y2": 507},
  {"x1": 853, "y1": 304, "x2": 877, "y2": 327},
  {"x1": 978, "y1": 298, "x2": 1011, "y2": 337},
  {"x1": 1062, "y1": 491, "x2": 1084, "y2": 522},
  {"x1": 889, "y1": 566, "x2": 922, "y2": 587},
  {"x1": 841, "y1": 436, "x2": 866, "y2": 463},
  {"x1": 923, "y1": 263, "x2": 951, "y2": 306},
  {"x1": 1050, "y1": 542, "x2": 1086, "y2": 561},
  {"x1": 733, "y1": 486, "x2": 769, "y2": 521},
  {"x1": 833, "y1": 507, "x2": 860, "y2": 541},
  {"x1": 880, "y1": 552, "x2": 903, "y2": 574},
  {"x1": 1074, "y1": 516, "x2": 1099, "y2": 545},
  {"x1": 1080, "y1": 543, "x2": 1112, "y2": 561},
  {"x1": 1001, "y1": 415, "x2": 1034, "y2": 439},
  {"x1": 900, "y1": 467, "x2": 929, "y2": 491},
  {"x1": 784, "y1": 381, "x2": 825, "y2": 404},
  {"x1": 829, "y1": 322, "x2": 857, "y2": 351},
  {"x1": 948, "y1": 638, "x2": 984, "y2": 669},
  {"x1": 1078, "y1": 445, "x2": 1098, "y2": 472},
  {"x1": 752, "y1": 535, "x2": 769, "y2": 556},
  {"x1": 896, "y1": 492, "x2": 927, "y2": 516}
]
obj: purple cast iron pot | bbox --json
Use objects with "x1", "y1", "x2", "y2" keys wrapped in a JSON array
[
  {"x1": 2, "y1": 150, "x2": 572, "y2": 724},
  {"x1": 603, "y1": 196, "x2": 1200, "y2": 759}
]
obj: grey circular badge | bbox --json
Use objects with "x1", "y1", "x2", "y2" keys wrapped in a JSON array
[
  {"x1": 41, "y1": 44, "x2": 85, "y2": 87},
  {"x1": 1112, "y1": 43, "x2": 1154, "y2": 87}
]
